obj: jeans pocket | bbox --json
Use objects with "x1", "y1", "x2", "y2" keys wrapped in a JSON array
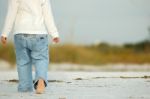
[
  {"x1": 37, "y1": 35, "x2": 48, "y2": 41},
  {"x1": 34, "y1": 35, "x2": 48, "y2": 51},
  {"x1": 14, "y1": 34, "x2": 26, "y2": 48}
]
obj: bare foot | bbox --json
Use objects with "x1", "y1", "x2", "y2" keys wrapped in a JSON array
[{"x1": 36, "y1": 79, "x2": 45, "y2": 94}]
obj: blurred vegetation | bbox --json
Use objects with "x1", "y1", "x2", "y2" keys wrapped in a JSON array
[{"x1": 0, "y1": 40, "x2": 150, "y2": 66}]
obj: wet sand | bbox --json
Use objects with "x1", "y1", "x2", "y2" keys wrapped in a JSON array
[{"x1": 0, "y1": 71, "x2": 150, "y2": 99}]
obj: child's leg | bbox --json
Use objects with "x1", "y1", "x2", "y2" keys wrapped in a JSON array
[
  {"x1": 30, "y1": 34, "x2": 49, "y2": 89},
  {"x1": 14, "y1": 34, "x2": 33, "y2": 92}
]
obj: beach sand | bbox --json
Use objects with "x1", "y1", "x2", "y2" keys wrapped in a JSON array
[{"x1": 0, "y1": 71, "x2": 150, "y2": 99}]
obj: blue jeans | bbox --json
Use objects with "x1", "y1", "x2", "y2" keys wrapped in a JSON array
[{"x1": 14, "y1": 34, "x2": 49, "y2": 92}]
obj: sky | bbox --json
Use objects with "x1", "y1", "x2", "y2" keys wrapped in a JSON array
[{"x1": 0, "y1": 0, "x2": 150, "y2": 45}]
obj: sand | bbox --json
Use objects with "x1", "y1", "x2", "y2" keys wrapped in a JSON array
[{"x1": 0, "y1": 71, "x2": 150, "y2": 99}]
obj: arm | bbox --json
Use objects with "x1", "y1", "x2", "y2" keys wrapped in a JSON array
[
  {"x1": 1, "y1": 0, "x2": 19, "y2": 38},
  {"x1": 42, "y1": 0, "x2": 59, "y2": 39}
]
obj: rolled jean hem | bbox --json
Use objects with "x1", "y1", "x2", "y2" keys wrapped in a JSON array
[{"x1": 18, "y1": 88, "x2": 33, "y2": 92}]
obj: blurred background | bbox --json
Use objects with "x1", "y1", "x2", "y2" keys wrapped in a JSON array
[{"x1": 0, "y1": 0, "x2": 150, "y2": 71}]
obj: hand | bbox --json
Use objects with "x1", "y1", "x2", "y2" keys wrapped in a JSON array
[
  {"x1": 1, "y1": 36, "x2": 7, "y2": 46},
  {"x1": 52, "y1": 37, "x2": 60, "y2": 44}
]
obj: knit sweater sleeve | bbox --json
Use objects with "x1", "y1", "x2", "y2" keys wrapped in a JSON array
[
  {"x1": 42, "y1": 0, "x2": 59, "y2": 39},
  {"x1": 1, "y1": 0, "x2": 19, "y2": 38}
]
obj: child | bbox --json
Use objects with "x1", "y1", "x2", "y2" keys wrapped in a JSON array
[{"x1": 1, "y1": 0, "x2": 59, "y2": 94}]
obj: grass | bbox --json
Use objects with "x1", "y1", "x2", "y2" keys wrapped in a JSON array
[
  {"x1": 0, "y1": 43, "x2": 150, "y2": 67},
  {"x1": 0, "y1": 43, "x2": 16, "y2": 65}
]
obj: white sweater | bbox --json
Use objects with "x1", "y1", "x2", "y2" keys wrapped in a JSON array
[{"x1": 1, "y1": 0, "x2": 59, "y2": 38}]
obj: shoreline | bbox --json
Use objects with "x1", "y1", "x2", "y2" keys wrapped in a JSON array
[{"x1": 1, "y1": 60, "x2": 150, "y2": 71}]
